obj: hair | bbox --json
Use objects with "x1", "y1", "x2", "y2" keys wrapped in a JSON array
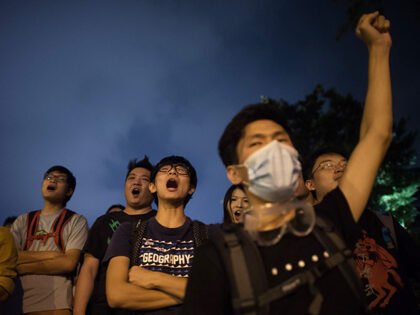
[
  {"x1": 106, "y1": 204, "x2": 125, "y2": 214},
  {"x1": 44, "y1": 165, "x2": 76, "y2": 205},
  {"x1": 302, "y1": 146, "x2": 349, "y2": 180},
  {"x1": 218, "y1": 103, "x2": 290, "y2": 167},
  {"x1": 223, "y1": 184, "x2": 246, "y2": 224},
  {"x1": 3, "y1": 216, "x2": 17, "y2": 227},
  {"x1": 150, "y1": 155, "x2": 197, "y2": 206},
  {"x1": 126, "y1": 156, "x2": 153, "y2": 180}
]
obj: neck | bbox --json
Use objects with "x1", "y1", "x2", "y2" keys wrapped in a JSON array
[
  {"x1": 155, "y1": 199, "x2": 186, "y2": 228},
  {"x1": 246, "y1": 191, "x2": 296, "y2": 231},
  {"x1": 42, "y1": 200, "x2": 64, "y2": 215},
  {"x1": 124, "y1": 205, "x2": 153, "y2": 215}
]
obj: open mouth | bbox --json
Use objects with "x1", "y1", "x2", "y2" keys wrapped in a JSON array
[
  {"x1": 131, "y1": 188, "x2": 140, "y2": 196},
  {"x1": 234, "y1": 210, "x2": 241, "y2": 218},
  {"x1": 166, "y1": 179, "x2": 178, "y2": 189},
  {"x1": 47, "y1": 185, "x2": 56, "y2": 191}
]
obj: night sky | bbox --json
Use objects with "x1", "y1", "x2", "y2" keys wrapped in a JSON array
[{"x1": 1, "y1": 1, "x2": 419, "y2": 226}]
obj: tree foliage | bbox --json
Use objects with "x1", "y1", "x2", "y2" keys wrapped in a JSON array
[{"x1": 262, "y1": 85, "x2": 419, "y2": 229}]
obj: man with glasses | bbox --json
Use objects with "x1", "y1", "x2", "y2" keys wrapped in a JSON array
[
  {"x1": 304, "y1": 148, "x2": 420, "y2": 314},
  {"x1": 104, "y1": 156, "x2": 206, "y2": 314},
  {"x1": 11, "y1": 165, "x2": 88, "y2": 315}
]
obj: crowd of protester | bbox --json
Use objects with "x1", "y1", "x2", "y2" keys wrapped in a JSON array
[{"x1": 1, "y1": 11, "x2": 420, "y2": 315}]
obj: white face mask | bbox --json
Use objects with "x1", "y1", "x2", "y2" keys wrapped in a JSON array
[{"x1": 242, "y1": 140, "x2": 301, "y2": 203}]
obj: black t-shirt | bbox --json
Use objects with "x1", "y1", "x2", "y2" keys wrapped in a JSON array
[
  {"x1": 181, "y1": 188, "x2": 367, "y2": 315},
  {"x1": 83, "y1": 210, "x2": 156, "y2": 311},
  {"x1": 354, "y1": 210, "x2": 419, "y2": 314}
]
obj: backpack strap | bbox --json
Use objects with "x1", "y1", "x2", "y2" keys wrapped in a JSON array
[
  {"x1": 129, "y1": 219, "x2": 148, "y2": 267},
  {"x1": 212, "y1": 224, "x2": 268, "y2": 315},
  {"x1": 24, "y1": 210, "x2": 42, "y2": 250},
  {"x1": 312, "y1": 216, "x2": 367, "y2": 312},
  {"x1": 192, "y1": 220, "x2": 208, "y2": 248},
  {"x1": 52, "y1": 209, "x2": 76, "y2": 252}
]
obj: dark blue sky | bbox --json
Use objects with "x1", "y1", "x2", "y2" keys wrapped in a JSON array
[{"x1": 1, "y1": 1, "x2": 419, "y2": 226}]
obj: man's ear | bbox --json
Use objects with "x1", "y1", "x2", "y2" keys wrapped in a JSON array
[
  {"x1": 226, "y1": 165, "x2": 247, "y2": 185},
  {"x1": 66, "y1": 188, "x2": 74, "y2": 198},
  {"x1": 305, "y1": 179, "x2": 316, "y2": 192},
  {"x1": 149, "y1": 182, "x2": 157, "y2": 194},
  {"x1": 188, "y1": 186, "x2": 195, "y2": 195}
]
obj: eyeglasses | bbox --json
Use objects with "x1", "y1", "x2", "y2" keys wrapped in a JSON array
[
  {"x1": 158, "y1": 165, "x2": 189, "y2": 176},
  {"x1": 312, "y1": 160, "x2": 347, "y2": 175},
  {"x1": 44, "y1": 175, "x2": 67, "y2": 183}
]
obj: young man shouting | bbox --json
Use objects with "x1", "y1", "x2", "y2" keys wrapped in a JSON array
[
  {"x1": 105, "y1": 156, "x2": 207, "y2": 314},
  {"x1": 11, "y1": 166, "x2": 88, "y2": 315},
  {"x1": 74, "y1": 157, "x2": 156, "y2": 315}
]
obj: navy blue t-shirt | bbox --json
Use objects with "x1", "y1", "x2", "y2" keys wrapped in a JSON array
[{"x1": 104, "y1": 217, "x2": 195, "y2": 315}]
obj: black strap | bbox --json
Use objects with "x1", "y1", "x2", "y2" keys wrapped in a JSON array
[
  {"x1": 129, "y1": 219, "x2": 148, "y2": 267},
  {"x1": 192, "y1": 220, "x2": 208, "y2": 248},
  {"x1": 224, "y1": 232, "x2": 257, "y2": 315},
  {"x1": 312, "y1": 217, "x2": 366, "y2": 311}
]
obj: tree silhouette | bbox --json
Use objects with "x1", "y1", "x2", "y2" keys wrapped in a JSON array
[{"x1": 262, "y1": 85, "x2": 419, "y2": 230}]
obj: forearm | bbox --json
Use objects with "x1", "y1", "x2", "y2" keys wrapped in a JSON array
[
  {"x1": 17, "y1": 250, "x2": 80, "y2": 275},
  {"x1": 107, "y1": 281, "x2": 181, "y2": 310},
  {"x1": 17, "y1": 250, "x2": 60, "y2": 265},
  {"x1": 360, "y1": 45, "x2": 392, "y2": 142},
  {"x1": 131, "y1": 271, "x2": 188, "y2": 300},
  {"x1": 107, "y1": 256, "x2": 181, "y2": 310},
  {"x1": 74, "y1": 255, "x2": 99, "y2": 315}
]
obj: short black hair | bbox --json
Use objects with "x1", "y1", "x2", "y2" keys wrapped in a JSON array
[
  {"x1": 126, "y1": 156, "x2": 153, "y2": 180},
  {"x1": 150, "y1": 156, "x2": 197, "y2": 206},
  {"x1": 3, "y1": 216, "x2": 17, "y2": 227},
  {"x1": 218, "y1": 103, "x2": 290, "y2": 167},
  {"x1": 223, "y1": 184, "x2": 246, "y2": 224},
  {"x1": 106, "y1": 204, "x2": 125, "y2": 214},
  {"x1": 44, "y1": 165, "x2": 76, "y2": 205},
  {"x1": 302, "y1": 146, "x2": 349, "y2": 180}
]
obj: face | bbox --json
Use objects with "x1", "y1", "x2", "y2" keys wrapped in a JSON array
[
  {"x1": 124, "y1": 167, "x2": 154, "y2": 209},
  {"x1": 228, "y1": 188, "x2": 249, "y2": 223},
  {"x1": 306, "y1": 153, "x2": 347, "y2": 201},
  {"x1": 41, "y1": 171, "x2": 73, "y2": 205},
  {"x1": 236, "y1": 120, "x2": 294, "y2": 164},
  {"x1": 149, "y1": 164, "x2": 195, "y2": 205},
  {"x1": 227, "y1": 119, "x2": 294, "y2": 189}
]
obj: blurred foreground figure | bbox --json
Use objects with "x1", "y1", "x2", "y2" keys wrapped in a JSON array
[
  {"x1": 0, "y1": 226, "x2": 18, "y2": 313},
  {"x1": 182, "y1": 12, "x2": 393, "y2": 315},
  {"x1": 11, "y1": 166, "x2": 88, "y2": 314}
]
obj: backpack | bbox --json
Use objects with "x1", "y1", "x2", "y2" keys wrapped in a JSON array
[
  {"x1": 212, "y1": 217, "x2": 366, "y2": 315},
  {"x1": 24, "y1": 209, "x2": 76, "y2": 252},
  {"x1": 129, "y1": 219, "x2": 208, "y2": 267}
]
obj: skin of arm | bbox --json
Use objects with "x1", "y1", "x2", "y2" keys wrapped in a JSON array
[
  {"x1": 17, "y1": 249, "x2": 81, "y2": 275},
  {"x1": 339, "y1": 11, "x2": 393, "y2": 222},
  {"x1": 128, "y1": 266, "x2": 188, "y2": 300},
  {"x1": 106, "y1": 256, "x2": 181, "y2": 310},
  {"x1": 17, "y1": 250, "x2": 60, "y2": 265},
  {"x1": 73, "y1": 254, "x2": 100, "y2": 315}
]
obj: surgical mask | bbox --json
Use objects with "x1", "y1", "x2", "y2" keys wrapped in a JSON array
[{"x1": 242, "y1": 140, "x2": 301, "y2": 203}]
